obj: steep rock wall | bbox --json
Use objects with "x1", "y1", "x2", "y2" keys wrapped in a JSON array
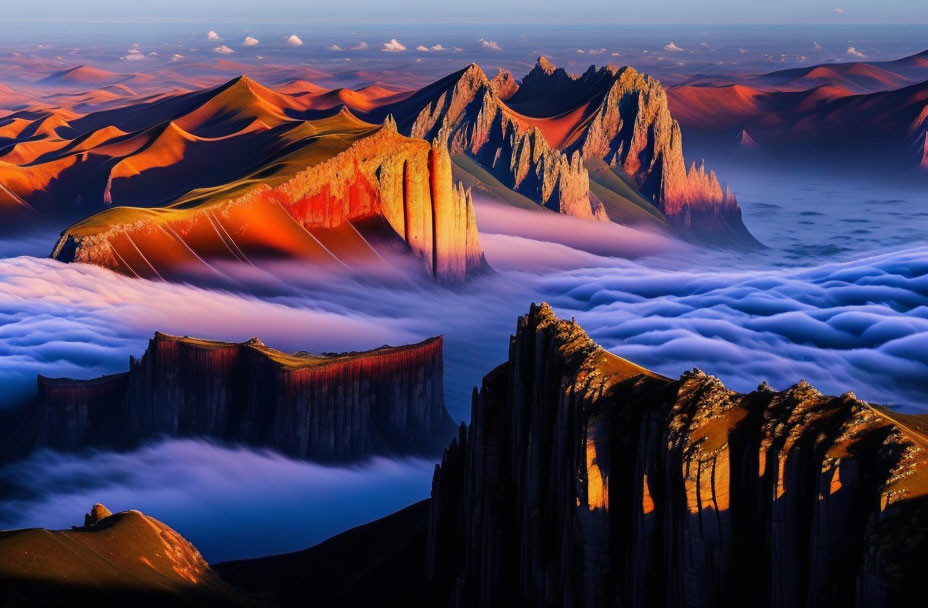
[
  {"x1": 406, "y1": 65, "x2": 606, "y2": 222},
  {"x1": 51, "y1": 124, "x2": 485, "y2": 283},
  {"x1": 29, "y1": 333, "x2": 455, "y2": 463},
  {"x1": 428, "y1": 303, "x2": 928, "y2": 607}
]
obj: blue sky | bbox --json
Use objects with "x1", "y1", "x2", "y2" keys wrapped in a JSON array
[{"x1": 5, "y1": 0, "x2": 927, "y2": 24}]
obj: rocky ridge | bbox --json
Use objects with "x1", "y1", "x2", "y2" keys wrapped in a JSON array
[
  {"x1": 51, "y1": 121, "x2": 486, "y2": 283},
  {"x1": 427, "y1": 303, "x2": 928, "y2": 607}
]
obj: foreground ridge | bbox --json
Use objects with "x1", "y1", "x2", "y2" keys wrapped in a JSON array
[
  {"x1": 0, "y1": 504, "x2": 252, "y2": 607},
  {"x1": 427, "y1": 303, "x2": 928, "y2": 607}
]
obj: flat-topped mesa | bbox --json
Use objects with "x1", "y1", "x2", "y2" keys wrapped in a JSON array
[
  {"x1": 29, "y1": 332, "x2": 455, "y2": 462},
  {"x1": 51, "y1": 125, "x2": 485, "y2": 283},
  {"x1": 428, "y1": 303, "x2": 928, "y2": 607}
]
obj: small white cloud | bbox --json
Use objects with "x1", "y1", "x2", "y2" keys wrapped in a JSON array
[
  {"x1": 699, "y1": 42, "x2": 710, "y2": 47},
  {"x1": 171, "y1": 53, "x2": 184, "y2": 62},
  {"x1": 576, "y1": 49, "x2": 585, "y2": 54},
  {"x1": 738, "y1": 48, "x2": 749, "y2": 54},
  {"x1": 663, "y1": 42, "x2": 684, "y2": 52},
  {"x1": 588, "y1": 48, "x2": 607, "y2": 55},
  {"x1": 207, "y1": 30, "x2": 221, "y2": 41},
  {"x1": 478, "y1": 39, "x2": 502, "y2": 51},
  {"x1": 416, "y1": 58, "x2": 422, "y2": 63},
  {"x1": 452, "y1": 46, "x2": 463, "y2": 53},
  {"x1": 431, "y1": 44, "x2": 445, "y2": 51},
  {"x1": 243, "y1": 36, "x2": 259, "y2": 46},
  {"x1": 121, "y1": 45, "x2": 146, "y2": 61},
  {"x1": 611, "y1": 52, "x2": 621, "y2": 57},
  {"x1": 214, "y1": 45, "x2": 234, "y2": 55},
  {"x1": 416, "y1": 45, "x2": 430, "y2": 52},
  {"x1": 286, "y1": 34, "x2": 303, "y2": 46},
  {"x1": 846, "y1": 46, "x2": 865, "y2": 58},
  {"x1": 813, "y1": 41, "x2": 822, "y2": 50},
  {"x1": 351, "y1": 41, "x2": 368, "y2": 50},
  {"x1": 327, "y1": 44, "x2": 343, "y2": 51},
  {"x1": 382, "y1": 38, "x2": 406, "y2": 52},
  {"x1": 148, "y1": 51, "x2": 158, "y2": 56},
  {"x1": 833, "y1": 7, "x2": 845, "y2": 13}
]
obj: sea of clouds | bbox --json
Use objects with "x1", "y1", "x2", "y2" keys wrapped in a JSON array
[{"x1": 1, "y1": 194, "x2": 926, "y2": 561}]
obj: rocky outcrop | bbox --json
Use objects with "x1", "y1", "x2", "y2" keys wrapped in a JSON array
[
  {"x1": 402, "y1": 65, "x2": 606, "y2": 222},
  {"x1": 51, "y1": 123, "x2": 486, "y2": 283},
  {"x1": 428, "y1": 303, "x2": 928, "y2": 607},
  {"x1": 28, "y1": 332, "x2": 455, "y2": 463},
  {"x1": 0, "y1": 504, "x2": 253, "y2": 607}
]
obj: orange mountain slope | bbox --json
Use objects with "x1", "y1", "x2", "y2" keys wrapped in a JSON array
[
  {"x1": 0, "y1": 504, "x2": 253, "y2": 607},
  {"x1": 52, "y1": 117, "x2": 485, "y2": 283}
]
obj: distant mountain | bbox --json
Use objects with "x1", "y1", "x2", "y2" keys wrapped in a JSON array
[
  {"x1": 40, "y1": 64, "x2": 121, "y2": 85},
  {"x1": 680, "y1": 48, "x2": 928, "y2": 94},
  {"x1": 0, "y1": 65, "x2": 756, "y2": 254},
  {"x1": 668, "y1": 77, "x2": 928, "y2": 173},
  {"x1": 0, "y1": 504, "x2": 252, "y2": 607},
  {"x1": 362, "y1": 58, "x2": 756, "y2": 245}
]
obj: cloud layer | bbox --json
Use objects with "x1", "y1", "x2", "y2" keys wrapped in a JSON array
[{"x1": 538, "y1": 246, "x2": 928, "y2": 411}]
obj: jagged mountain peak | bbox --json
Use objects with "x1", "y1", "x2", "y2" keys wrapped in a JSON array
[{"x1": 536, "y1": 56, "x2": 557, "y2": 74}]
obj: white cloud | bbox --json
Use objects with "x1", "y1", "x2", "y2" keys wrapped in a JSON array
[
  {"x1": 833, "y1": 7, "x2": 845, "y2": 13},
  {"x1": 699, "y1": 42, "x2": 710, "y2": 47},
  {"x1": 813, "y1": 41, "x2": 822, "y2": 50},
  {"x1": 846, "y1": 46, "x2": 865, "y2": 58},
  {"x1": 576, "y1": 49, "x2": 585, "y2": 54},
  {"x1": 452, "y1": 46, "x2": 463, "y2": 53},
  {"x1": 382, "y1": 38, "x2": 406, "y2": 52},
  {"x1": 121, "y1": 44, "x2": 146, "y2": 61},
  {"x1": 327, "y1": 44, "x2": 343, "y2": 51},
  {"x1": 207, "y1": 30, "x2": 221, "y2": 41},
  {"x1": 738, "y1": 48, "x2": 749, "y2": 54},
  {"x1": 286, "y1": 34, "x2": 303, "y2": 46},
  {"x1": 214, "y1": 45, "x2": 234, "y2": 55},
  {"x1": 588, "y1": 47, "x2": 606, "y2": 55},
  {"x1": 243, "y1": 36, "x2": 259, "y2": 47},
  {"x1": 170, "y1": 54, "x2": 184, "y2": 62},
  {"x1": 416, "y1": 45, "x2": 430, "y2": 52},
  {"x1": 430, "y1": 44, "x2": 445, "y2": 51},
  {"x1": 478, "y1": 39, "x2": 502, "y2": 51},
  {"x1": 611, "y1": 52, "x2": 621, "y2": 57},
  {"x1": 663, "y1": 42, "x2": 684, "y2": 52},
  {"x1": 350, "y1": 41, "x2": 368, "y2": 50}
]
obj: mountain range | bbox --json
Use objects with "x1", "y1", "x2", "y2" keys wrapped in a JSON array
[
  {"x1": 0, "y1": 58, "x2": 759, "y2": 275},
  {"x1": 667, "y1": 49, "x2": 928, "y2": 173}
]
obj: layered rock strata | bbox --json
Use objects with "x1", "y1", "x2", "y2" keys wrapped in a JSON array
[
  {"x1": 427, "y1": 303, "x2": 928, "y2": 607},
  {"x1": 28, "y1": 332, "x2": 455, "y2": 462},
  {"x1": 52, "y1": 123, "x2": 485, "y2": 283}
]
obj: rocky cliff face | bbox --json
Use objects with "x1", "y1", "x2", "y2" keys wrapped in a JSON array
[
  {"x1": 428, "y1": 303, "x2": 928, "y2": 607},
  {"x1": 523, "y1": 60, "x2": 749, "y2": 240},
  {"x1": 377, "y1": 59, "x2": 755, "y2": 243},
  {"x1": 29, "y1": 333, "x2": 455, "y2": 462},
  {"x1": 51, "y1": 123, "x2": 486, "y2": 283},
  {"x1": 403, "y1": 65, "x2": 606, "y2": 222}
]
